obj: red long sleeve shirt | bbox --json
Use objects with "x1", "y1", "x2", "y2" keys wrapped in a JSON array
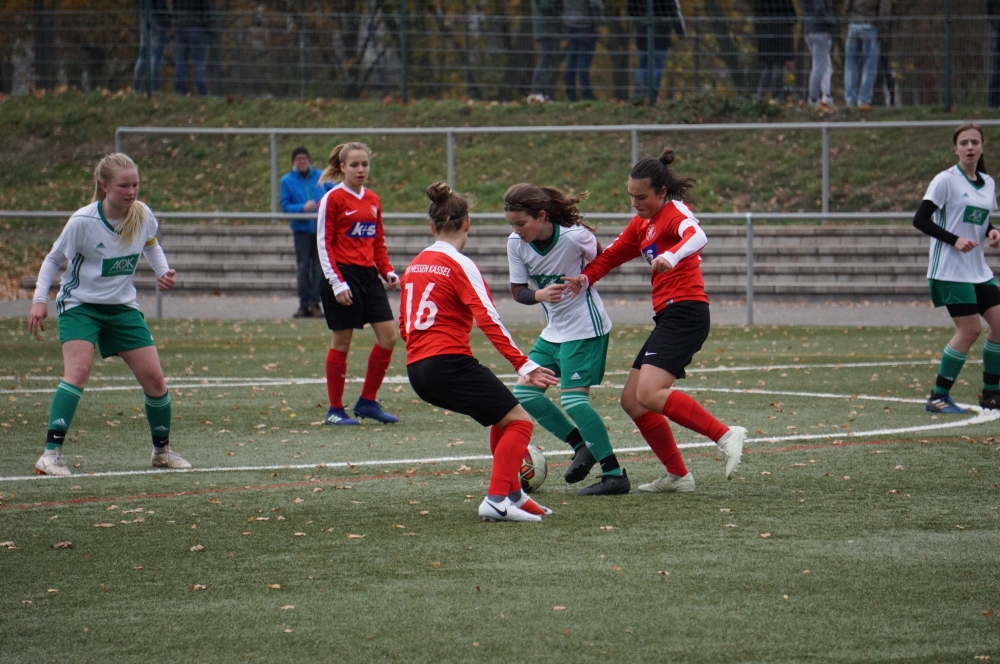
[
  {"x1": 316, "y1": 183, "x2": 393, "y2": 294},
  {"x1": 399, "y1": 241, "x2": 538, "y2": 377},
  {"x1": 582, "y1": 200, "x2": 709, "y2": 313}
]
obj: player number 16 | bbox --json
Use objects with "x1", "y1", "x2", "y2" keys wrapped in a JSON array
[{"x1": 403, "y1": 282, "x2": 438, "y2": 332}]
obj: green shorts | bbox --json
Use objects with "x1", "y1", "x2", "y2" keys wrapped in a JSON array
[
  {"x1": 58, "y1": 303, "x2": 155, "y2": 359},
  {"x1": 528, "y1": 334, "x2": 609, "y2": 389},
  {"x1": 928, "y1": 278, "x2": 998, "y2": 307}
]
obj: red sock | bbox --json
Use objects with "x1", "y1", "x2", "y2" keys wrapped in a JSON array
[
  {"x1": 662, "y1": 391, "x2": 728, "y2": 442},
  {"x1": 489, "y1": 425, "x2": 503, "y2": 455},
  {"x1": 360, "y1": 344, "x2": 393, "y2": 401},
  {"x1": 633, "y1": 411, "x2": 687, "y2": 476},
  {"x1": 325, "y1": 349, "x2": 348, "y2": 409},
  {"x1": 488, "y1": 420, "x2": 533, "y2": 495}
]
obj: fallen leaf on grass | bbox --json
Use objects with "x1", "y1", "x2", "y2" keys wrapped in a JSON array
[
  {"x1": 276, "y1": 516, "x2": 286, "y2": 521},
  {"x1": 267, "y1": 584, "x2": 282, "y2": 590},
  {"x1": 843, "y1": 476, "x2": 851, "y2": 481},
  {"x1": 760, "y1": 532, "x2": 772, "y2": 538},
  {"x1": 611, "y1": 565, "x2": 622, "y2": 571},
  {"x1": 347, "y1": 534, "x2": 365, "y2": 539},
  {"x1": 281, "y1": 605, "x2": 295, "y2": 610},
  {"x1": 393, "y1": 524, "x2": 405, "y2": 529},
  {"x1": 334, "y1": 485, "x2": 352, "y2": 490},
  {"x1": 719, "y1": 508, "x2": 732, "y2": 513},
  {"x1": 419, "y1": 510, "x2": 430, "y2": 516},
  {"x1": 974, "y1": 657, "x2": 989, "y2": 661},
  {"x1": 599, "y1": 526, "x2": 615, "y2": 531},
  {"x1": 432, "y1": 561, "x2": 441, "y2": 568},
  {"x1": 294, "y1": 532, "x2": 306, "y2": 537},
  {"x1": 955, "y1": 525, "x2": 965, "y2": 529},
  {"x1": 553, "y1": 606, "x2": 566, "y2": 611},
  {"x1": 658, "y1": 571, "x2": 670, "y2": 576},
  {"x1": 51, "y1": 542, "x2": 72, "y2": 549},
  {"x1": 0, "y1": 541, "x2": 17, "y2": 549},
  {"x1": 313, "y1": 487, "x2": 323, "y2": 493},
  {"x1": 94, "y1": 524, "x2": 115, "y2": 528},
  {"x1": 47, "y1": 589, "x2": 58, "y2": 593},
  {"x1": 49, "y1": 515, "x2": 60, "y2": 520},
  {"x1": 21, "y1": 600, "x2": 32, "y2": 605},
  {"x1": 293, "y1": 498, "x2": 304, "y2": 504},
  {"x1": 802, "y1": 570, "x2": 810, "y2": 574},
  {"x1": 983, "y1": 611, "x2": 997, "y2": 617},
  {"x1": 407, "y1": 500, "x2": 420, "y2": 505},
  {"x1": 722, "y1": 523, "x2": 737, "y2": 528},
  {"x1": 190, "y1": 585, "x2": 206, "y2": 591},
  {"x1": 254, "y1": 517, "x2": 269, "y2": 521},
  {"x1": 284, "y1": 629, "x2": 292, "y2": 633},
  {"x1": 190, "y1": 545, "x2": 205, "y2": 552}
]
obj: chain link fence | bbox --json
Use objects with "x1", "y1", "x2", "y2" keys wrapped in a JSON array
[{"x1": 1, "y1": 2, "x2": 997, "y2": 106}]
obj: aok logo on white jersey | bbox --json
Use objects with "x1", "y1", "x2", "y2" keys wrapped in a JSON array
[{"x1": 101, "y1": 254, "x2": 140, "y2": 277}]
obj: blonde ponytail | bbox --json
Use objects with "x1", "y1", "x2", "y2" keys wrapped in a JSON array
[
  {"x1": 319, "y1": 142, "x2": 372, "y2": 184},
  {"x1": 92, "y1": 153, "x2": 146, "y2": 246}
]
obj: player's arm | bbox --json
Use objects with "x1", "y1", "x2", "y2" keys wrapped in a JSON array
[
  {"x1": 911, "y1": 199, "x2": 977, "y2": 251},
  {"x1": 142, "y1": 238, "x2": 175, "y2": 290},
  {"x1": 653, "y1": 218, "x2": 707, "y2": 273},
  {"x1": 565, "y1": 222, "x2": 640, "y2": 296},
  {"x1": 316, "y1": 196, "x2": 350, "y2": 295},
  {"x1": 373, "y1": 207, "x2": 398, "y2": 289}
]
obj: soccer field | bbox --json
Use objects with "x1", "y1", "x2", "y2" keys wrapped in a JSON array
[{"x1": 1, "y1": 317, "x2": 998, "y2": 663}]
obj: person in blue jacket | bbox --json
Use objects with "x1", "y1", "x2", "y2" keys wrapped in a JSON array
[{"x1": 281, "y1": 147, "x2": 333, "y2": 318}]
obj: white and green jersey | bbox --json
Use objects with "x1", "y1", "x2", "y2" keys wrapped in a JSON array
[
  {"x1": 51, "y1": 201, "x2": 160, "y2": 314},
  {"x1": 923, "y1": 165, "x2": 998, "y2": 283},
  {"x1": 507, "y1": 223, "x2": 612, "y2": 343}
]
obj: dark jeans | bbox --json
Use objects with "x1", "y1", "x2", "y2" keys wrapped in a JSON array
[
  {"x1": 531, "y1": 37, "x2": 563, "y2": 99},
  {"x1": 991, "y1": 28, "x2": 1000, "y2": 109},
  {"x1": 175, "y1": 26, "x2": 209, "y2": 95},
  {"x1": 132, "y1": 22, "x2": 168, "y2": 92},
  {"x1": 564, "y1": 27, "x2": 597, "y2": 101},
  {"x1": 293, "y1": 230, "x2": 322, "y2": 307}
]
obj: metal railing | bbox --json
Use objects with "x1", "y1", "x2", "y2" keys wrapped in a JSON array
[
  {"x1": 5, "y1": 208, "x2": 964, "y2": 326},
  {"x1": 3, "y1": 7, "x2": 996, "y2": 106},
  {"x1": 115, "y1": 119, "x2": 1000, "y2": 223}
]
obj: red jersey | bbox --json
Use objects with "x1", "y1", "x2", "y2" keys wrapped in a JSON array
[
  {"x1": 316, "y1": 183, "x2": 394, "y2": 294},
  {"x1": 399, "y1": 241, "x2": 538, "y2": 376},
  {"x1": 582, "y1": 200, "x2": 709, "y2": 313}
]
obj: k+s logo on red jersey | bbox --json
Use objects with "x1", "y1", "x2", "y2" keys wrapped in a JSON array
[
  {"x1": 641, "y1": 243, "x2": 658, "y2": 265},
  {"x1": 347, "y1": 222, "x2": 377, "y2": 238}
]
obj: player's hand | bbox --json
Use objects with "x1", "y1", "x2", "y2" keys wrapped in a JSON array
[
  {"x1": 650, "y1": 255, "x2": 675, "y2": 273},
  {"x1": 954, "y1": 237, "x2": 979, "y2": 253},
  {"x1": 534, "y1": 282, "x2": 567, "y2": 303},
  {"x1": 988, "y1": 229, "x2": 1000, "y2": 249},
  {"x1": 28, "y1": 302, "x2": 47, "y2": 336},
  {"x1": 157, "y1": 269, "x2": 176, "y2": 291},
  {"x1": 335, "y1": 288, "x2": 353, "y2": 306},
  {"x1": 561, "y1": 274, "x2": 588, "y2": 300},
  {"x1": 303, "y1": 200, "x2": 317, "y2": 213},
  {"x1": 384, "y1": 271, "x2": 400, "y2": 291},
  {"x1": 524, "y1": 366, "x2": 559, "y2": 388}
]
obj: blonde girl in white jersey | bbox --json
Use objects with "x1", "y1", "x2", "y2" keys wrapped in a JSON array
[
  {"x1": 27, "y1": 153, "x2": 190, "y2": 476},
  {"x1": 504, "y1": 183, "x2": 627, "y2": 496},
  {"x1": 912, "y1": 123, "x2": 1000, "y2": 413}
]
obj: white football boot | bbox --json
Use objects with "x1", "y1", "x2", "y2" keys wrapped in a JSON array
[
  {"x1": 513, "y1": 493, "x2": 553, "y2": 516},
  {"x1": 34, "y1": 451, "x2": 71, "y2": 477},
  {"x1": 151, "y1": 446, "x2": 192, "y2": 469},
  {"x1": 478, "y1": 497, "x2": 541, "y2": 522},
  {"x1": 637, "y1": 471, "x2": 696, "y2": 493},
  {"x1": 717, "y1": 426, "x2": 746, "y2": 480}
]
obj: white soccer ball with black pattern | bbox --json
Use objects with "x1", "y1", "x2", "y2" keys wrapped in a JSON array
[{"x1": 519, "y1": 445, "x2": 547, "y2": 493}]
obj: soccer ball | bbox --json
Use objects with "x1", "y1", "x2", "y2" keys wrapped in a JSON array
[{"x1": 519, "y1": 445, "x2": 547, "y2": 493}]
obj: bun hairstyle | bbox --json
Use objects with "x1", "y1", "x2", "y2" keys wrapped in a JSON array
[
  {"x1": 952, "y1": 123, "x2": 988, "y2": 175},
  {"x1": 502, "y1": 183, "x2": 595, "y2": 231},
  {"x1": 426, "y1": 181, "x2": 470, "y2": 234},
  {"x1": 91, "y1": 152, "x2": 146, "y2": 246},
  {"x1": 319, "y1": 141, "x2": 371, "y2": 183},
  {"x1": 628, "y1": 146, "x2": 697, "y2": 203}
]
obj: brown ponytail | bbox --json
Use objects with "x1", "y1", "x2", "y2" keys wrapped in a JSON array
[
  {"x1": 92, "y1": 153, "x2": 146, "y2": 246},
  {"x1": 426, "y1": 181, "x2": 471, "y2": 233},
  {"x1": 319, "y1": 142, "x2": 372, "y2": 184},
  {"x1": 952, "y1": 123, "x2": 988, "y2": 175},
  {"x1": 502, "y1": 183, "x2": 595, "y2": 231},
  {"x1": 629, "y1": 147, "x2": 697, "y2": 203}
]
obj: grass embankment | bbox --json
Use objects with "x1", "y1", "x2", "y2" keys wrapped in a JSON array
[{"x1": 2, "y1": 90, "x2": 999, "y2": 296}]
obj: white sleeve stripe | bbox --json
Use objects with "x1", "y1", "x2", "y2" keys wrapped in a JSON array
[
  {"x1": 671, "y1": 224, "x2": 708, "y2": 263},
  {"x1": 315, "y1": 193, "x2": 345, "y2": 290},
  {"x1": 677, "y1": 218, "x2": 699, "y2": 236},
  {"x1": 428, "y1": 244, "x2": 521, "y2": 350}
]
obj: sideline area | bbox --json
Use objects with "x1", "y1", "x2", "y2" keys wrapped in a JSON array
[{"x1": 0, "y1": 294, "x2": 950, "y2": 327}]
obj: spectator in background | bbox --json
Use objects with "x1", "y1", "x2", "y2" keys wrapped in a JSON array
[
  {"x1": 801, "y1": 0, "x2": 835, "y2": 107},
  {"x1": 843, "y1": 0, "x2": 891, "y2": 110},
  {"x1": 989, "y1": 0, "x2": 1000, "y2": 108},
  {"x1": 563, "y1": 0, "x2": 603, "y2": 101},
  {"x1": 751, "y1": 0, "x2": 798, "y2": 101},
  {"x1": 132, "y1": 0, "x2": 171, "y2": 93},
  {"x1": 627, "y1": 0, "x2": 686, "y2": 101},
  {"x1": 281, "y1": 147, "x2": 333, "y2": 319},
  {"x1": 174, "y1": 0, "x2": 211, "y2": 96},
  {"x1": 528, "y1": 0, "x2": 564, "y2": 102}
]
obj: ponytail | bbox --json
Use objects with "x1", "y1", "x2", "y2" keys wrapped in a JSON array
[
  {"x1": 502, "y1": 183, "x2": 595, "y2": 231},
  {"x1": 952, "y1": 123, "x2": 988, "y2": 175},
  {"x1": 628, "y1": 147, "x2": 697, "y2": 203},
  {"x1": 92, "y1": 153, "x2": 146, "y2": 246},
  {"x1": 319, "y1": 142, "x2": 372, "y2": 184},
  {"x1": 426, "y1": 181, "x2": 471, "y2": 233}
]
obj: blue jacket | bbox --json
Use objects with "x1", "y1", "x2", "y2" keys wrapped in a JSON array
[{"x1": 280, "y1": 166, "x2": 333, "y2": 233}]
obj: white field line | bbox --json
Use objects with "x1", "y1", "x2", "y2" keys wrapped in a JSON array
[
  {"x1": 5, "y1": 357, "x2": 983, "y2": 394},
  {"x1": 1, "y1": 387, "x2": 995, "y2": 483}
]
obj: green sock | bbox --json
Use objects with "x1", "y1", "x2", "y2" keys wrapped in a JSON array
[
  {"x1": 512, "y1": 385, "x2": 576, "y2": 443},
  {"x1": 561, "y1": 392, "x2": 621, "y2": 477},
  {"x1": 932, "y1": 344, "x2": 967, "y2": 396},
  {"x1": 45, "y1": 381, "x2": 83, "y2": 451},
  {"x1": 144, "y1": 392, "x2": 172, "y2": 448},
  {"x1": 984, "y1": 340, "x2": 1000, "y2": 391}
]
